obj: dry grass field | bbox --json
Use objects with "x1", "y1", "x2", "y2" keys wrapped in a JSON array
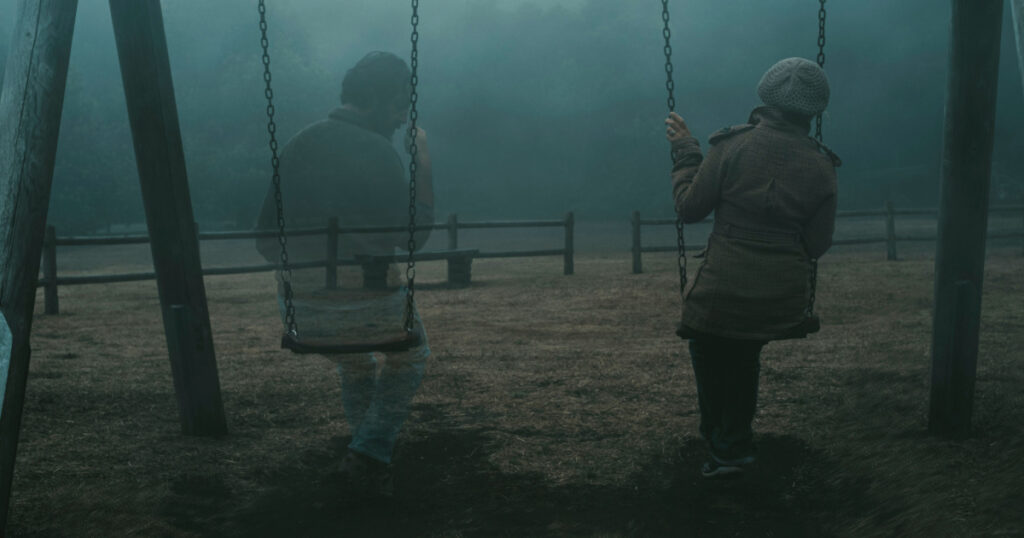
[{"x1": 6, "y1": 240, "x2": 1024, "y2": 537}]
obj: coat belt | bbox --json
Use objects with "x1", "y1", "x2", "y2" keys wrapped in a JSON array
[{"x1": 714, "y1": 223, "x2": 801, "y2": 244}]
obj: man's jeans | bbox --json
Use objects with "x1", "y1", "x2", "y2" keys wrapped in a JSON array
[
  {"x1": 688, "y1": 335, "x2": 765, "y2": 463},
  {"x1": 334, "y1": 306, "x2": 429, "y2": 465}
]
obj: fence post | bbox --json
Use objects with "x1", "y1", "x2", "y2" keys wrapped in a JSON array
[
  {"x1": 326, "y1": 217, "x2": 338, "y2": 289},
  {"x1": 447, "y1": 213, "x2": 458, "y2": 250},
  {"x1": 631, "y1": 211, "x2": 642, "y2": 274},
  {"x1": 564, "y1": 211, "x2": 575, "y2": 275},
  {"x1": 42, "y1": 226, "x2": 59, "y2": 315},
  {"x1": 885, "y1": 201, "x2": 899, "y2": 261}
]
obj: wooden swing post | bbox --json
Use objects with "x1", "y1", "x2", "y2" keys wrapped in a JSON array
[
  {"x1": 928, "y1": 0, "x2": 1003, "y2": 438},
  {"x1": 1010, "y1": 0, "x2": 1024, "y2": 95},
  {"x1": 0, "y1": 1, "x2": 79, "y2": 529},
  {"x1": 108, "y1": 0, "x2": 227, "y2": 437}
]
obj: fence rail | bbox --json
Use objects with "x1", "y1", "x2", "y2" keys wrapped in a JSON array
[
  {"x1": 37, "y1": 212, "x2": 575, "y2": 314},
  {"x1": 630, "y1": 203, "x2": 1024, "y2": 273}
]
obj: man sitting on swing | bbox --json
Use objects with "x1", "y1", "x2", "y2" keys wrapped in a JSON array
[
  {"x1": 665, "y1": 58, "x2": 839, "y2": 478},
  {"x1": 257, "y1": 51, "x2": 435, "y2": 497}
]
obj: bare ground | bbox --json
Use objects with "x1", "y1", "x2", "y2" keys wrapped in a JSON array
[{"x1": 8, "y1": 246, "x2": 1024, "y2": 537}]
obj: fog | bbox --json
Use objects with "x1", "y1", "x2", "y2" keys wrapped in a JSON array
[{"x1": 2, "y1": 0, "x2": 1023, "y2": 233}]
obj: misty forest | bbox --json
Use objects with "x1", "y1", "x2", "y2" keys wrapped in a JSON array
[
  {"x1": 0, "y1": 0, "x2": 1023, "y2": 232},
  {"x1": 0, "y1": 0, "x2": 1022, "y2": 536}
]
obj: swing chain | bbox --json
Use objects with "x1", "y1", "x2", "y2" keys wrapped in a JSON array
[
  {"x1": 807, "y1": 0, "x2": 827, "y2": 319},
  {"x1": 404, "y1": 0, "x2": 421, "y2": 332},
  {"x1": 258, "y1": 0, "x2": 297, "y2": 337},
  {"x1": 815, "y1": 0, "x2": 826, "y2": 142},
  {"x1": 806, "y1": 257, "x2": 818, "y2": 317},
  {"x1": 662, "y1": 0, "x2": 687, "y2": 294},
  {"x1": 661, "y1": 0, "x2": 675, "y2": 114}
]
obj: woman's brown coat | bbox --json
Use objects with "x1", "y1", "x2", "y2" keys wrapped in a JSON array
[{"x1": 672, "y1": 106, "x2": 839, "y2": 341}]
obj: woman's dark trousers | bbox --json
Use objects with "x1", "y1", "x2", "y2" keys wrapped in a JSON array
[{"x1": 688, "y1": 335, "x2": 766, "y2": 463}]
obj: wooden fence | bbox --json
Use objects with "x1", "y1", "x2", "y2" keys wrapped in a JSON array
[
  {"x1": 36, "y1": 212, "x2": 575, "y2": 314},
  {"x1": 630, "y1": 203, "x2": 1024, "y2": 273}
]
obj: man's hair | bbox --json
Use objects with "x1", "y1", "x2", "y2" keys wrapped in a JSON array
[{"x1": 340, "y1": 51, "x2": 411, "y2": 109}]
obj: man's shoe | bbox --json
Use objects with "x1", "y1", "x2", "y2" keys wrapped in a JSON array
[
  {"x1": 700, "y1": 459, "x2": 745, "y2": 478},
  {"x1": 339, "y1": 450, "x2": 394, "y2": 498},
  {"x1": 700, "y1": 452, "x2": 754, "y2": 479}
]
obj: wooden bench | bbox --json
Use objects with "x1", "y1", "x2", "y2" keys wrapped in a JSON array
[{"x1": 356, "y1": 249, "x2": 479, "y2": 289}]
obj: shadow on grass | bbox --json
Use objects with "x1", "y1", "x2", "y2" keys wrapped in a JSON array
[{"x1": 160, "y1": 422, "x2": 872, "y2": 537}]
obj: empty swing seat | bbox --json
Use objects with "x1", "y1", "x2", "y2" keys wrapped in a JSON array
[{"x1": 281, "y1": 327, "x2": 424, "y2": 354}]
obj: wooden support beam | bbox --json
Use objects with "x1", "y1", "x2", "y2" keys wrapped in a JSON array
[
  {"x1": 563, "y1": 211, "x2": 575, "y2": 276},
  {"x1": 885, "y1": 201, "x2": 899, "y2": 261},
  {"x1": 108, "y1": 0, "x2": 226, "y2": 436},
  {"x1": 325, "y1": 217, "x2": 338, "y2": 289},
  {"x1": 447, "y1": 214, "x2": 458, "y2": 250},
  {"x1": 631, "y1": 211, "x2": 643, "y2": 274},
  {"x1": 445, "y1": 252, "x2": 475, "y2": 287},
  {"x1": 0, "y1": 0, "x2": 79, "y2": 529},
  {"x1": 1010, "y1": 0, "x2": 1024, "y2": 100},
  {"x1": 1012, "y1": 1, "x2": 1024, "y2": 255},
  {"x1": 42, "y1": 226, "x2": 59, "y2": 314},
  {"x1": 928, "y1": 0, "x2": 1003, "y2": 438}
]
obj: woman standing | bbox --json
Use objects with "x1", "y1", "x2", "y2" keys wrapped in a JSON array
[{"x1": 665, "y1": 57, "x2": 840, "y2": 478}]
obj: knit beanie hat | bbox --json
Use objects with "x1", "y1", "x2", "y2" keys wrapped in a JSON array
[{"x1": 757, "y1": 57, "x2": 830, "y2": 117}]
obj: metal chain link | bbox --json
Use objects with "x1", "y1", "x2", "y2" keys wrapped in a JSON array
[
  {"x1": 662, "y1": 0, "x2": 676, "y2": 114},
  {"x1": 806, "y1": 259, "x2": 818, "y2": 317},
  {"x1": 403, "y1": 0, "x2": 420, "y2": 332},
  {"x1": 807, "y1": 0, "x2": 827, "y2": 318},
  {"x1": 814, "y1": 0, "x2": 827, "y2": 143},
  {"x1": 258, "y1": 0, "x2": 297, "y2": 337},
  {"x1": 662, "y1": 0, "x2": 687, "y2": 295}
]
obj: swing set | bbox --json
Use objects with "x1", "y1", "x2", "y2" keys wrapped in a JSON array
[
  {"x1": 259, "y1": 0, "x2": 830, "y2": 353},
  {"x1": 0, "y1": 0, "x2": 1005, "y2": 530},
  {"x1": 257, "y1": 0, "x2": 426, "y2": 355}
]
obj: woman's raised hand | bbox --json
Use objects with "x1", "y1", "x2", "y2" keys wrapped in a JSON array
[{"x1": 665, "y1": 112, "x2": 693, "y2": 144}]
